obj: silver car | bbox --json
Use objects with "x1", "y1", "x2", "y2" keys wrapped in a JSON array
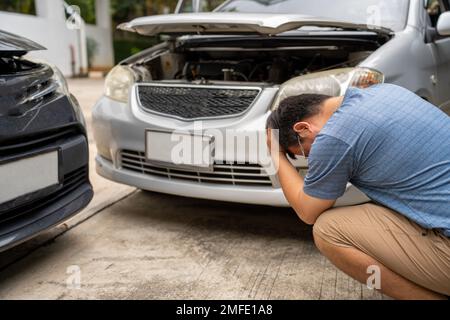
[{"x1": 93, "y1": 0, "x2": 450, "y2": 207}]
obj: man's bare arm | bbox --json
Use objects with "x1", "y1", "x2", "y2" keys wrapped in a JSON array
[{"x1": 273, "y1": 152, "x2": 335, "y2": 225}]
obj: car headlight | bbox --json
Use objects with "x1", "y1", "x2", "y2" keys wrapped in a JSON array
[
  {"x1": 105, "y1": 65, "x2": 137, "y2": 103},
  {"x1": 27, "y1": 59, "x2": 70, "y2": 96},
  {"x1": 49, "y1": 64, "x2": 69, "y2": 96},
  {"x1": 48, "y1": 65, "x2": 87, "y2": 129},
  {"x1": 271, "y1": 67, "x2": 384, "y2": 111},
  {"x1": 42, "y1": 63, "x2": 86, "y2": 129}
]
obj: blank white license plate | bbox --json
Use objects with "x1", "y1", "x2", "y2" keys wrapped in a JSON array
[
  {"x1": 0, "y1": 151, "x2": 59, "y2": 204},
  {"x1": 146, "y1": 130, "x2": 214, "y2": 170}
]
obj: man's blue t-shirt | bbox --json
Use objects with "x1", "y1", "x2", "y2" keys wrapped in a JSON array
[{"x1": 304, "y1": 84, "x2": 450, "y2": 236}]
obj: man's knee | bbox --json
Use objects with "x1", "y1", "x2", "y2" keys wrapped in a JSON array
[
  {"x1": 313, "y1": 208, "x2": 353, "y2": 252},
  {"x1": 313, "y1": 210, "x2": 338, "y2": 251}
]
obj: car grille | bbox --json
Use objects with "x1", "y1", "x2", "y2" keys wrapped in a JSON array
[
  {"x1": 0, "y1": 166, "x2": 88, "y2": 226},
  {"x1": 120, "y1": 150, "x2": 273, "y2": 187},
  {"x1": 137, "y1": 84, "x2": 260, "y2": 120}
]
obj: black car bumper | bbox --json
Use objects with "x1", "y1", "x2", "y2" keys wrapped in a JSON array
[
  {"x1": 0, "y1": 94, "x2": 93, "y2": 252},
  {"x1": 0, "y1": 177, "x2": 92, "y2": 252}
]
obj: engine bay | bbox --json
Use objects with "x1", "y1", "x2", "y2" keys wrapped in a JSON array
[{"x1": 133, "y1": 36, "x2": 382, "y2": 85}]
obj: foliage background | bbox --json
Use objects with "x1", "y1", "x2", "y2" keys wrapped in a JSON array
[{"x1": 0, "y1": 0, "x2": 36, "y2": 15}]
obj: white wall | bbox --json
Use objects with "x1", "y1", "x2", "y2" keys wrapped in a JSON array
[
  {"x1": 85, "y1": 24, "x2": 114, "y2": 69},
  {"x1": 88, "y1": 0, "x2": 114, "y2": 69},
  {"x1": 0, "y1": 0, "x2": 114, "y2": 77},
  {"x1": 0, "y1": 10, "x2": 82, "y2": 76}
]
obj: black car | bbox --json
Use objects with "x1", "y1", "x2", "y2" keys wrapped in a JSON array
[{"x1": 0, "y1": 30, "x2": 93, "y2": 251}]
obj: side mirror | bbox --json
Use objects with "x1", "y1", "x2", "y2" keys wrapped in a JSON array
[{"x1": 437, "y1": 12, "x2": 450, "y2": 36}]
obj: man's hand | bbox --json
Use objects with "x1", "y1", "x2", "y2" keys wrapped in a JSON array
[{"x1": 266, "y1": 128, "x2": 285, "y2": 156}]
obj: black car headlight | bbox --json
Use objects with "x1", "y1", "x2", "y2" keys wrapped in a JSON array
[
  {"x1": 48, "y1": 63, "x2": 87, "y2": 129},
  {"x1": 49, "y1": 63, "x2": 70, "y2": 96}
]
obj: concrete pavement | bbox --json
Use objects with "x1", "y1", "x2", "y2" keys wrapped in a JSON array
[{"x1": 0, "y1": 79, "x2": 386, "y2": 300}]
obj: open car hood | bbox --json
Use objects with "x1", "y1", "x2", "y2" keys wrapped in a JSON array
[
  {"x1": 0, "y1": 30, "x2": 45, "y2": 56},
  {"x1": 118, "y1": 12, "x2": 393, "y2": 37}
]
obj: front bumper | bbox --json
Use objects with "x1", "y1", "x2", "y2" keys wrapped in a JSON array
[
  {"x1": 96, "y1": 155, "x2": 368, "y2": 207},
  {"x1": 0, "y1": 180, "x2": 93, "y2": 252},
  {"x1": 97, "y1": 154, "x2": 288, "y2": 206}
]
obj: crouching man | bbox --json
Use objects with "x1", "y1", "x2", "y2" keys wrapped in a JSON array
[{"x1": 266, "y1": 84, "x2": 450, "y2": 300}]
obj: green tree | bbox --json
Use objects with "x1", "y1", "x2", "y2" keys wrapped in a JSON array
[
  {"x1": 111, "y1": 0, "x2": 179, "y2": 23},
  {"x1": 0, "y1": 0, "x2": 36, "y2": 15}
]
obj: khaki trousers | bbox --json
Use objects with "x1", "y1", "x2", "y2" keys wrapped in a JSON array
[{"x1": 313, "y1": 203, "x2": 450, "y2": 296}]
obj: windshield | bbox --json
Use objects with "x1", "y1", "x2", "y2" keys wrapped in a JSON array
[{"x1": 214, "y1": 0, "x2": 409, "y2": 31}]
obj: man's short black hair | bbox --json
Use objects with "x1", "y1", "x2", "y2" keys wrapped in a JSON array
[{"x1": 266, "y1": 94, "x2": 331, "y2": 156}]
